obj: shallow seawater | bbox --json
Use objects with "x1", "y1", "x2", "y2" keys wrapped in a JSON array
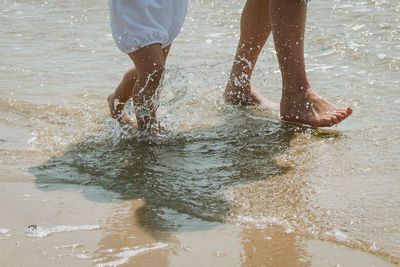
[{"x1": 1, "y1": 0, "x2": 399, "y2": 265}]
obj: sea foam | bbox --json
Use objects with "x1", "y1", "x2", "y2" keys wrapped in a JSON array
[{"x1": 26, "y1": 225, "x2": 100, "y2": 238}]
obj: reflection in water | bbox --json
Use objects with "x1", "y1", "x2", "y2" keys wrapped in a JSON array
[
  {"x1": 93, "y1": 200, "x2": 171, "y2": 267},
  {"x1": 240, "y1": 227, "x2": 308, "y2": 267},
  {"x1": 30, "y1": 110, "x2": 296, "y2": 232}
]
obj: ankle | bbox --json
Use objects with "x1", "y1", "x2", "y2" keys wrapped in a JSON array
[
  {"x1": 227, "y1": 73, "x2": 250, "y2": 90},
  {"x1": 282, "y1": 80, "x2": 311, "y2": 96}
]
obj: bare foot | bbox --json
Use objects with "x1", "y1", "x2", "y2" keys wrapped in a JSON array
[
  {"x1": 224, "y1": 82, "x2": 280, "y2": 110},
  {"x1": 107, "y1": 92, "x2": 134, "y2": 125},
  {"x1": 280, "y1": 88, "x2": 352, "y2": 127}
]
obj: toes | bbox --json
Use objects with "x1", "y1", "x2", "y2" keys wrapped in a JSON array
[
  {"x1": 319, "y1": 115, "x2": 337, "y2": 127},
  {"x1": 330, "y1": 115, "x2": 341, "y2": 124},
  {"x1": 325, "y1": 111, "x2": 344, "y2": 122},
  {"x1": 320, "y1": 107, "x2": 352, "y2": 126},
  {"x1": 332, "y1": 107, "x2": 353, "y2": 120},
  {"x1": 336, "y1": 107, "x2": 353, "y2": 120},
  {"x1": 346, "y1": 107, "x2": 353, "y2": 115},
  {"x1": 334, "y1": 111, "x2": 347, "y2": 121}
]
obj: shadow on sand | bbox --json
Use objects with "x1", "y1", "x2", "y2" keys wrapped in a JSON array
[{"x1": 29, "y1": 110, "x2": 337, "y2": 234}]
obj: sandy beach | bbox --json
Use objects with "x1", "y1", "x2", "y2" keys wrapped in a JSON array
[{"x1": 1, "y1": 0, "x2": 399, "y2": 266}]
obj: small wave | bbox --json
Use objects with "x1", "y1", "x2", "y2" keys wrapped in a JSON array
[
  {"x1": 54, "y1": 243, "x2": 80, "y2": 250},
  {"x1": 236, "y1": 215, "x2": 292, "y2": 230},
  {"x1": 0, "y1": 228, "x2": 10, "y2": 234},
  {"x1": 326, "y1": 229, "x2": 349, "y2": 242},
  {"x1": 26, "y1": 224, "x2": 100, "y2": 238},
  {"x1": 95, "y1": 242, "x2": 168, "y2": 267}
]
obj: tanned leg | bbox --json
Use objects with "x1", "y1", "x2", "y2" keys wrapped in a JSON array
[
  {"x1": 270, "y1": 0, "x2": 352, "y2": 127},
  {"x1": 108, "y1": 45, "x2": 171, "y2": 126},
  {"x1": 128, "y1": 44, "x2": 171, "y2": 131},
  {"x1": 225, "y1": 0, "x2": 279, "y2": 109},
  {"x1": 107, "y1": 66, "x2": 137, "y2": 123}
]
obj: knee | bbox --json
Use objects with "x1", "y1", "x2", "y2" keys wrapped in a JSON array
[
  {"x1": 138, "y1": 60, "x2": 165, "y2": 85},
  {"x1": 123, "y1": 66, "x2": 138, "y2": 81}
]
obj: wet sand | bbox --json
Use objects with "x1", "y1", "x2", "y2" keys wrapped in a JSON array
[{"x1": 0, "y1": 182, "x2": 397, "y2": 266}]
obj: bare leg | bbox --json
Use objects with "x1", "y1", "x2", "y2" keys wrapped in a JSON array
[
  {"x1": 270, "y1": 0, "x2": 352, "y2": 127},
  {"x1": 224, "y1": 0, "x2": 279, "y2": 109},
  {"x1": 108, "y1": 66, "x2": 137, "y2": 123},
  {"x1": 129, "y1": 44, "x2": 171, "y2": 132},
  {"x1": 108, "y1": 45, "x2": 171, "y2": 128}
]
